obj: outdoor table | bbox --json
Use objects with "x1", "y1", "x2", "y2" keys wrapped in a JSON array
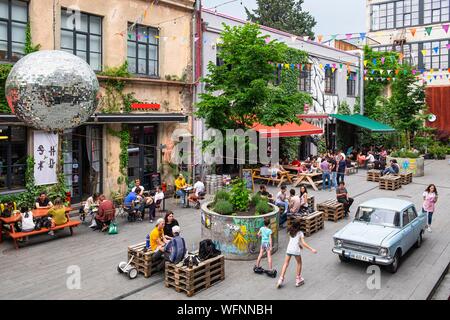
[
  {"x1": 0, "y1": 207, "x2": 72, "y2": 243},
  {"x1": 252, "y1": 168, "x2": 292, "y2": 187},
  {"x1": 183, "y1": 186, "x2": 194, "y2": 208},
  {"x1": 292, "y1": 172, "x2": 323, "y2": 191}
]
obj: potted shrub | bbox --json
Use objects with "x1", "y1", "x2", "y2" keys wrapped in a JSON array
[{"x1": 201, "y1": 178, "x2": 279, "y2": 260}]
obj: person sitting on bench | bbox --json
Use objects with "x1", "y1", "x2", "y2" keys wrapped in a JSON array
[
  {"x1": 381, "y1": 159, "x2": 399, "y2": 176},
  {"x1": 47, "y1": 198, "x2": 67, "y2": 236},
  {"x1": 35, "y1": 192, "x2": 53, "y2": 209},
  {"x1": 288, "y1": 189, "x2": 301, "y2": 215},
  {"x1": 257, "y1": 185, "x2": 273, "y2": 203},
  {"x1": 150, "y1": 218, "x2": 171, "y2": 271},
  {"x1": 275, "y1": 185, "x2": 289, "y2": 215},
  {"x1": 336, "y1": 181, "x2": 354, "y2": 218},
  {"x1": 124, "y1": 188, "x2": 144, "y2": 221}
]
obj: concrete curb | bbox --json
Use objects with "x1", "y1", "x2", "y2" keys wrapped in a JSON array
[{"x1": 427, "y1": 261, "x2": 450, "y2": 300}]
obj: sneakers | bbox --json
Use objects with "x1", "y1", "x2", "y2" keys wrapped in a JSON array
[
  {"x1": 296, "y1": 276, "x2": 305, "y2": 287},
  {"x1": 427, "y1": 226, "x2": 432, "y2": 232},
  {"x1": 276, "y1": 277, "x2": 284, "y2": 289},
  {"x1": 48, "y1": 230, "x2": 55, "y2": 236}
]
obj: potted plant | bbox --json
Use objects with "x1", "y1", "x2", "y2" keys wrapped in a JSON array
[{"x1": 200, "y1": 178, "x2": 279, "y2": 260}]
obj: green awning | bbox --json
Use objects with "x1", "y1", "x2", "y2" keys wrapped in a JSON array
[{"x1": 329, "y1": 114, "x2": 396, "y2": 132}]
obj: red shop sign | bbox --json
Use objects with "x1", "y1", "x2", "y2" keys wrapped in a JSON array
[{"x1": 131, "y1": 103, "x2": 161, "y2": 110}]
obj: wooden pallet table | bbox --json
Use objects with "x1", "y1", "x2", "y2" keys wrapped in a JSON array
[
  {"x1": 317, "y1": 200, "x2": 345, "y2": 222},
  {"x1": 287, "y1": 211, "x2": 324, "y2": 237},
  {"x1": 399, "y1": 172, "x2": 413, "y2": 185},
  {"x1": 127, "y1": 242, "x2": 164, "y2": 278},
  {"x1": 367, "y1": 169, "x2": 381, "y2": 182},
  {"x1": 165, "y1": 253, "x2": 225, "y2": 297},
  {"x1": 379, "y1": 175, "x2": 402, "y2": 191}
]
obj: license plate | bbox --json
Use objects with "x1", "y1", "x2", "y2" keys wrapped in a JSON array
[{"x1": 351, "y1": 253, "x2": 372, "y2": 262}]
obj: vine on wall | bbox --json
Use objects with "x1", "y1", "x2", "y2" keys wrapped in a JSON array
[
  {"x1": 99, "y1": 61, "x2": 140, "y2": 113},
  {"x1": 107, "y1": 125, "x2": 130, "y2": 187}
]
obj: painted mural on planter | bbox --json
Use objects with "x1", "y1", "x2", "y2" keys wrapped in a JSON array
[{"x1": 201, "y1": 203, "x2": 279, "y2": 260}]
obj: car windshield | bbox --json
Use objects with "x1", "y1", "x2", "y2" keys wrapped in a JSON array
[{"x1": 355, "y1": 207, "x2": 400, "y2": 227}]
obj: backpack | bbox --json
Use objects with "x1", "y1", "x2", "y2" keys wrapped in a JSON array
[
  {"x1": 198, "y1": 239, "x2": 221, "y2": 261},
  {"x1": 168, "y1": 236, "x2": 187, "y2": 264}
]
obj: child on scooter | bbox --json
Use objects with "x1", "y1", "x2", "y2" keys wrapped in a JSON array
[
  {"x1": 254, "y1": 218, "x2": 276, "y2": 277},
  {"x1": 276, "y1": 220, "x2": 317, "y2": 288}
]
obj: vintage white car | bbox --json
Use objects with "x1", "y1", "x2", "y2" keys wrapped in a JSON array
[{"x1": 332, "y1": 198, "x2": 427, "y2": 273}]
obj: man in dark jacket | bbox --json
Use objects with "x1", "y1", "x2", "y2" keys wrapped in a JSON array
[{"x1": 154, "y1": 225, "x2": 187, "y2": 271}]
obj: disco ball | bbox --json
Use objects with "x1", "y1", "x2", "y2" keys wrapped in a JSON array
[{"x1": 5, "y1": 50, "x2": 99, "y2": 131}]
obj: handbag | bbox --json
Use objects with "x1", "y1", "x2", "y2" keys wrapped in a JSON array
[{"x1": 108, "y1": 221, "x2": 118, "y2": 235}]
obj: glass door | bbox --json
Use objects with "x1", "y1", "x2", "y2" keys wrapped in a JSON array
[
  {"x1": 64, "y1": 131, "x2": 83, "y2": 203},
  {"x1": 128, "y1": 125, "x2": 157, "y2": 190}
]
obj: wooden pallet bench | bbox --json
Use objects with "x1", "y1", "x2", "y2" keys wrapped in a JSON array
[
  {"x1": 379, "y1": 175, "x2": 402, "y2": 191},
  {"x1": 287, "y1": 211, "x2": 324, "y2": 237},
  {"x1": 165, "y1": 253, "x2": 225, "y2": 297},
  {"x1": 399, "y1": 172, "x2": 413, "y2": 185},
  {"x1": 317, "y1": 200, "x2": 345, "y2": 222},
  {"x1": 367, "y1": 169, "x2": 381, "y2": 182},
  {"x1": 128, "y1": 242, "x2": 164, "y2": 278}
]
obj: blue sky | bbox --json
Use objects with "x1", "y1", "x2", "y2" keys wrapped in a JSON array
[{"x1": 202, "y1": 0, "x2": 367, "y2": 36}]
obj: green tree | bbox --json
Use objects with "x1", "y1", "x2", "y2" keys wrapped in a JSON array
[
  {"x1": 389, "y1": 64, "x2": 427, "y2": 149},
  {"x1": 196, "y1": 23, "x2": 311, "y2": 131},
  {"x1": 246, "y1": 0, "x2": 316, "y2": 38}
]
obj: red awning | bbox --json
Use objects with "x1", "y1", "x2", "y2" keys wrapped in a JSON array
[{"x1": 252, "y1": 121, "x2": 323, "y2": 138}]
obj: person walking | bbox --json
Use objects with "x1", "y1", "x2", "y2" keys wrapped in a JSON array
[
  {"x1": 254, "y1": 218, "x2": 276, "y2": 275},
  {"x1": 320, "y1": 158, "x2": 331, "y2": 191},
  {"x1": 337, "y1": 155, "x2": 347, "y2": 185},
  {"x1": 422, "y1": 184, "x2": 438, "y2": 232},
  {"x1": 329, "y1": 155, "x2": 337, "y2": 190},
  {"x1": 276, "y1": 220, "x2": 317, "y2": 288}
]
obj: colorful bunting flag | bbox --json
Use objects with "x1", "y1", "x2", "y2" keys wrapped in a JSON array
[
  {"x1": 346, "y1": 33, "x2": 352, "y2": 41},
  {"x1": 443, "y1": 24, "x2": 449, "y2": 33},
  {"x1": 360, "y1": 33, "x2": 366, "y2": 41},
  {"x1": 433, "y1": 47, "x2": 439, "y2": 54},
  {"x1": 372, "y1": 58, "x2": 377, "y2": 66},
  {"x1": 364, "y1": 60, "x2": 368, "y2": 67},
  {"x1": 381, "y1": 57, "x2": 385, "y2": 64},
  {"x1": 331, "y1": 34, "x2": 337, "y2": 40},
  {"x1": 421, "y1": 49, "x2": 428, "y2": 56},
  {"x1": 425, "y1": 27, "x2": 433, "y2": 36},
  {"x1": 317, "y1": 35, "x2": 323, "y2": 43},
  {"x1": 265, "y1": 37, "x2": 271, "y2": 44},
  {"x1": 410, "y1": 28, "x2": 417, "y2": 37},
  {"x1": 447, "y1": 44, "x2": 450, "y2": 50}
]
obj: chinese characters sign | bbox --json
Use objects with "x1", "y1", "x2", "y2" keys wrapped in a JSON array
[{"x1": 33, "y1": 131, "x2": 58, "y2": 185}]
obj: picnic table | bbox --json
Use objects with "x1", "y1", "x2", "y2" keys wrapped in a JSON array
[
  {"x1": 252, "y1": 168, "x2": 293, "y2": 187},
  {"x1": 292, "y1": 172, "x2": 323, "y2": 191},
  {"x1": 0, "y1": 207, "x2": 79, "y2": 249}
]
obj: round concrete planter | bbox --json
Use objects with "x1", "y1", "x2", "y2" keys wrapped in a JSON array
[
  {"x1": 200, "y1": 201, "x2": 279, "y2": 260},
  {"x1": 387, "y1": 156, "x2": 424, "y2": 177}
]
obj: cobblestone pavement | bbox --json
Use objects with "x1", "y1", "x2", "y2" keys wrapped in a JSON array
[{"x1": 0, "y1": 160, "x2": 448, "y2": 300}]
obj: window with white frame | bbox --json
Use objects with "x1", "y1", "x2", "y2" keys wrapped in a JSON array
[
  {"x1": 424, "y1": 0, "x2": 450, "y2": 24},
  {"x1": 423, "y1": 40, "x2": 449, "y2": 69}
]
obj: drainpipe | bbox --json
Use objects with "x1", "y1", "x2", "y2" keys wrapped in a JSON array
[
  {"x1": 358, "y1": 49, "x2": 365, "y2": 115},
  {"x1": 192, "y1": 0, "x2": 202, "y2": 182}
]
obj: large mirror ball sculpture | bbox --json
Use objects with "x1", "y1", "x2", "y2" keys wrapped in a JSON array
[{"x1": 5, "y1": 50, "x2": 99, "y2": 131}]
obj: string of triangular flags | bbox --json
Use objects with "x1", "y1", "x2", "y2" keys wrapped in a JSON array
[{"x1": 312, "y1": 22, "x2": 450, "y2": 44}]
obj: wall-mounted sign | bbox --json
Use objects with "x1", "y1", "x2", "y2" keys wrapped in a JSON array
[
  {"x1": 131, "y1": 103, "x2": 160, "y2": 110},
  {"x1": 34, "y1": 131, "x2": 58, "y2": 186}
]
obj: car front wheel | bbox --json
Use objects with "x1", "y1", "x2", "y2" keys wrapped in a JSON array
[
  {"x1": 386, "y1": 250, "x2": 401, "y2": 273},
  {"x1": 339, "y1": 254, "x2": 351, "y2": 263}
]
